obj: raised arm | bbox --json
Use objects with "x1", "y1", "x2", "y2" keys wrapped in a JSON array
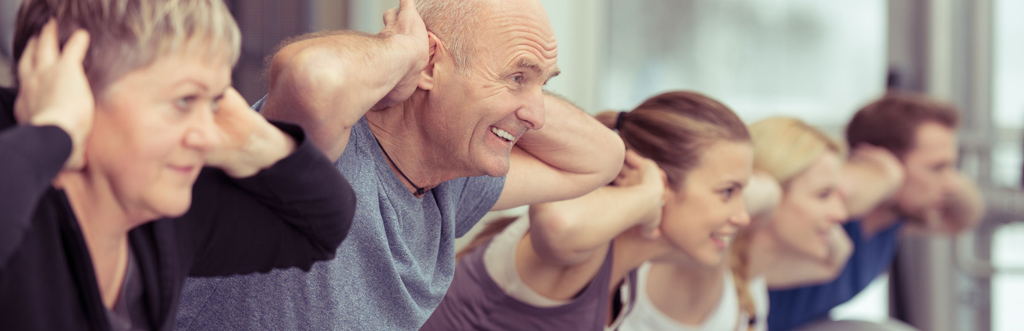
[
  {"x1": 184, "y1": 90, "x2": 355, "y2": 276},
  {"x1": 841, "y1": 145, "x2": 905, "y2": 218},
  {"x1": 517, "y1": 151, "x2": 662, "y2": 299},
  {"x1": 921, "y1": 173, "x2": 984, "y2": 235},
  {"x1": 1, "y1": 23, "x2": 92, "y2": 268},
  {"x1": 260, "y1": 0, "x2": 428, "y2": 161},
  {"x1": 491, "y1": 92, "x2": 626, "y2": 210},
  {"x1": 527, "y1": 151, "x2": 663, "y2": 266},
  {"x1": 765, "y1": 225, "x2": 854, "y2": 288}
]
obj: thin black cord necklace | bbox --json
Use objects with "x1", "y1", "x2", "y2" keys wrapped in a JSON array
[{"x1": 373, "y1": 136, "x2": 428, "y2": 196}]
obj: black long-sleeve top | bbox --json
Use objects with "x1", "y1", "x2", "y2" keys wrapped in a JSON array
[{"x1": 0, "y1": 87, "x2": 356, "y2": 330}]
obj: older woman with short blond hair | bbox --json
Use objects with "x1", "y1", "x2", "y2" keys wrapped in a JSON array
[{"x1": 0, "y1": 1, "x2": 356, "y2": 330}]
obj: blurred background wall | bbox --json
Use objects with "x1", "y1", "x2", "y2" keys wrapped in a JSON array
[{"x1": 1, "y1": 1, "x2": 1022, "y2": 330}]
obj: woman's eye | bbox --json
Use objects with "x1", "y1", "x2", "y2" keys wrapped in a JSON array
[
  {"x1": 176, "y1": 96, "x2": 197, "y2": 110},
  {"x1": 211, "y1": 100, "x2": 220, "y2": 113},
  {"x1": 722, "y1": 188, "x2": 735, "y2": 199}
]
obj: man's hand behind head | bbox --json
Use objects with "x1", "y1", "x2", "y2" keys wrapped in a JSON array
[{"x1": 372, "y1": 0, "x2": 430, "y2": 111}]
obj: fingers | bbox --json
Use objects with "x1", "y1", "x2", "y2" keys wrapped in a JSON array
[
  {"x1": 61, "y1": 30, "x2": 91, "y2": 65},
  {"x1": 622, "y1": 149, "x2": 641, "y2": 168},
  {"x1": 18, "y1": 36, "x2": 38, "y2": 77},
  {"x1": 215, "y1": 87, "x2": 252, "y2": 119},
  {"x1": 383, "y1": 7, "x2": 398, "y2": 27},
  {"x1": 36, "y1": 19, "x2": 59, "y2": 66},
  {"x1": 398, "y1": 0, "x2": 417, "y2": 15}
]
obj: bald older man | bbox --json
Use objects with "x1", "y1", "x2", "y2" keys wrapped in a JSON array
[{"x1": 174, "y1": 0, "x2": 624, "y2": 330}]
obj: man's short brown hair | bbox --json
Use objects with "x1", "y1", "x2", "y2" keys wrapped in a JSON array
[{"x1": 846, "y1": 92, "x2": 960, "y2": 158}]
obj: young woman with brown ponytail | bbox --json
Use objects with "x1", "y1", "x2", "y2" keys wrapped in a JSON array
[
  {"x1": 620, "y1": 117, "x2": 906, "y2": 331},
  {"x1": 421, "y1": 91, "x2": 783, "y2": 330}
]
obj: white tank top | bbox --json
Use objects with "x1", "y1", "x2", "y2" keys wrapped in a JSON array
[
  {"x1": 482, "y1": 216, "x2": 636, "y2": 330},
  {"x1": 618, "y1": 262, "x2": 769, "y2": 331}
]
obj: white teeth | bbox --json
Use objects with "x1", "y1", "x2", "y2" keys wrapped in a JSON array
[
  {"x1": 712, "y1": 234, "x2": 734, "y2": 245},
  {"x1": 491, "y1": 127, "x2": 515, "y2": 142}
]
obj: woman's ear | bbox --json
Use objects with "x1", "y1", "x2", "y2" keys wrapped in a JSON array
[
  {"x1": 663, "y1": 178, "x2": 678, "y2": 204},
  {"x1": 417, "y1": 32, "x2": 441, "y2": 91}
]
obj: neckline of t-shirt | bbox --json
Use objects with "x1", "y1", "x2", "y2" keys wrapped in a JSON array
[{"x1": 358, "y1": 116, "x2": 434, "y2": 201}]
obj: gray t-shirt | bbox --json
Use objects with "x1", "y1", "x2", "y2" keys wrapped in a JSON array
[{"x1": 174, "y1": 110, "x2": 505, "y2": 330}]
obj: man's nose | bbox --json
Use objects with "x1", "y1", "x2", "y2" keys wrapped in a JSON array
[{"x1": 516, "y1": 90, "x2": 546, "y2": 130}]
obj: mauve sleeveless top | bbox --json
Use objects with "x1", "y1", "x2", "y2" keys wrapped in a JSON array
[{"x1": 421, "y1": 238, "x2": 638, "y2": 331}]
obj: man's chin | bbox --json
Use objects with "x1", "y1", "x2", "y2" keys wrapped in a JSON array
[{"x1": 479, "y1": 158, "x2": 512, "y2": 178}]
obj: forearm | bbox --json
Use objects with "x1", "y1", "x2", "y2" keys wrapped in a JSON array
[
  {"x1": 841, "y1": 161, "x2": 902, "y2": 218},
  {"x1": 937, "y1": 173, "x2": 984, "y2": 234},
  {"x1": 261, "y1": 31, "x2": 419, "y2": 159},
  {"x1": 765, "y1": 225, "x2": 852, "y2": 288},
  {"x1": 529, "y1": 185, "x2": 654, "y2": 264},
  {"x1": 515, "y1": 94, "x2": 624, "y2": 192},
  {"x1": 187, "y1": 122, "x2": 355, "y2": 276},
  {"x1": 0, "y1": 125, "x2": 71, "y2": 267}
]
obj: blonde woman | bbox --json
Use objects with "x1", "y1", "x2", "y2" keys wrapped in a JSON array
[{"x1": 619, "y1": 117, "x2": 903, "y2": 331}]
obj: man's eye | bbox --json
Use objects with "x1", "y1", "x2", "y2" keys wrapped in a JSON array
[{"x1": 513, "y1": 75, "x2": 523, "y2": 84}]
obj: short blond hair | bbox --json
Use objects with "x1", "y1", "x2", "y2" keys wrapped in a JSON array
[
  {"x1": 14, "y1": 0, "x2": 240, "y2": 93},
  {"x1": 750, "y1": 117, "x2": 846, "y2": 186}
]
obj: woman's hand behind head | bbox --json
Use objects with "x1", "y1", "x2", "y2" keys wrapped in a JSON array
[
  {"x1": 615, "y1": 150, "x2": 666, "y2": 239},
  {"x1": 14, "y1": 20, "x2": 93, "y2": 170},
  {"x1": 204, "y1": 88, "x2": 297, "y2": 178}
]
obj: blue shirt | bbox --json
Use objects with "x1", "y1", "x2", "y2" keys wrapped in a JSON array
[
  {"x1": 767, "y1": 219, "x2": 904, "y2": 331},
  {"x1": 174, "y1": 111, "x2": 506, "y2": 330}
]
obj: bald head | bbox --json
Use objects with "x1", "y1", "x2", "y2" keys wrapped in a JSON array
[{"x1": 416, "y1": 0, "x2": 553, "y2": 74}]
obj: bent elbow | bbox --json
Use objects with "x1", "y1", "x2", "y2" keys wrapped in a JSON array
[{"x1": 268, "y1": 46, "x2": 356, "y2": 129}]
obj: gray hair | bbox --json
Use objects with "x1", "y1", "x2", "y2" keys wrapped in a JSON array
[
  {"x1": 415, "y1": 0, "x2": 485, "y2": 74},
  {"x1": 14, "y1": 0, "x2": 241, "y2": 92}
]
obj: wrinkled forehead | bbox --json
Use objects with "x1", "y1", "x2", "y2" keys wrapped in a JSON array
[{"x1": 475, "y1": 0, "x2": 559, "y2": 72}]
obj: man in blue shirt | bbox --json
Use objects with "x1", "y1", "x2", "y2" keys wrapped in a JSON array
[
  {"x1": 174, "y1": 0, "x2": 626, "y2": 330},
  {"x1": 767, "y1": 93, "x2": 984, "y2": 330}
]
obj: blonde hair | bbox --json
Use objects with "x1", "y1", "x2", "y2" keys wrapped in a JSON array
[
  {"x1": 750, "y1": 117, "x2": 846, "y2": 185},
  {"x1": 729, "y1": 117, "x2": 844, "y2": 330},
  {"x1": 14, "y1": 0, "x2": 241, "y2": 93}
]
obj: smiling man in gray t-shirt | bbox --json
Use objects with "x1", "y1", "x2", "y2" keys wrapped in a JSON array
[{"x1": 174, "y1": 0, "x2": 624, "y2": 330}]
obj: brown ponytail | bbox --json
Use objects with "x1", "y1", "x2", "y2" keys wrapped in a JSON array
[{"x1": 596, "y1": 91, "x2": 750, "y2": 190}]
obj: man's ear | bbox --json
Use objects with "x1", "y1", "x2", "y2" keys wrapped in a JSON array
[{"x1": 418, "y1": 32, "x2": 442, "y2": 91}]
